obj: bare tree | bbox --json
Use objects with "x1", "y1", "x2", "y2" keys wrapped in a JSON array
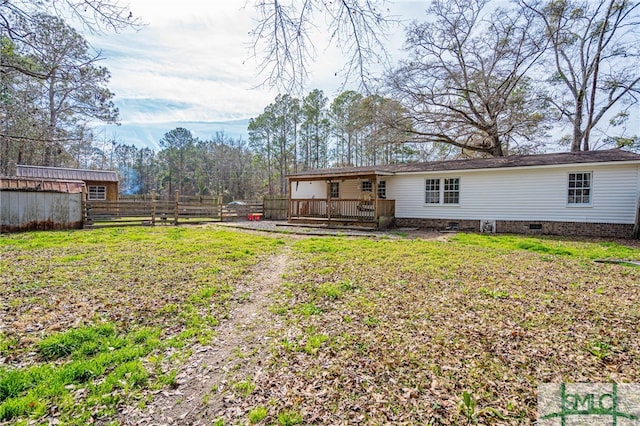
[
  {"x1": 1, "y1": 0, "x2": 142, "y2": 79},
  {"x1": 1, "y1": 0, "x2": 142, "y2": 35},
  {"x1": 386, "y1": 0, "x2": 548, "y2": 157},
  {"x1": 523, "y1": 0, "x2": 640, "y2": 152},
  {"x1": 6, "y1": 14, "x2": 119, "y2": 165},
  {"x1": 249, "y1": 0, "x2": 395, "y2": 93}
]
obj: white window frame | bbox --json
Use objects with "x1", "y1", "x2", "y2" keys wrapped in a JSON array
[
  {"x1": 567, "y1": 172, "x2": 592, "y2": 206},
  {"x1": 425, "y1": 178, "x2": 441, "y2": 204},
  {"x1": 425, "y1": 177, "x2": 460, "y2": 205},
  {"x1": 377, "y1": 180, "x2": 386, "y2": 199},
  {"x1": 329, "y1": 182, "x2": 339, "y2": 198},
  {"x1": 361, "y1": 180, "x2": 373, "y2": 192},
  {"x1": 443, "y1": 178, "x2": 460, "y2": 204},
  {"x1": 88, "y1": 185, "x2": 107, "y2": 200}
]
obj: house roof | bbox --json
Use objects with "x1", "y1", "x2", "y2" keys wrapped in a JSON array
[
  {"x1": 287, "y1": 149, "x2": 640, "y2": 180},
  {"x1": 0, "y1": 176, "x2": 85, "y2": 193},
  {"x1": 16, "y1": 165, "x2": 119, "y2": 182}
]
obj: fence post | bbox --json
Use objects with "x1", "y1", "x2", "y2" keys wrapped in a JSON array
[
  {"x1": 82, "y1": 186, "x2": 89, "y2": 226},
  {"x1": 174, "y1": 190, "x2": 179, "y2": 225},
  {"x1": 151, "y1": 190, "x2": 157, "y2": 226}
]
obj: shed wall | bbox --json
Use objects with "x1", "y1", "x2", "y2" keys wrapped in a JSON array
[
  {"x1": 85, "y1": 180, "x2": 118, "y2": 201},
  {"x1": 0, "y1": 191, "x2": 83, "y2": 232}
]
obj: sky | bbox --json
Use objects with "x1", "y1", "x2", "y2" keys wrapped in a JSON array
[{"x1": 89, "y1": 1, "x2": 423, "y2": 150}]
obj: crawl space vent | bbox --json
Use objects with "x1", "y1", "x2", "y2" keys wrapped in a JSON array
[{"x1": 480, "y1": 219, "x2": 496, "y2": 233}]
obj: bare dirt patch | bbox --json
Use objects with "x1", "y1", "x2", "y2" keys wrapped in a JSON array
[{"x1": 120, "y1": 248, "x2": 291, "y2": 425}]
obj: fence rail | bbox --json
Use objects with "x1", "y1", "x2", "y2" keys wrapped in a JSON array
[
  {"x1": 84, "y1": 197, "x2": 223, "y2": 227},
  {"x1": 84, "y1": 195, "x2": 268, "y2": 227}
]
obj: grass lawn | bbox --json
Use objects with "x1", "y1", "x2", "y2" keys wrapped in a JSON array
[
  {"x1": 255, "y1": 233, "x2": 640, "y2": 424},
  {"x1": 1, "y1": 227, "x2": 639, "y2": 424},
  {"x1": 0, "y1": 226, "x2": 283, "y2": 424}
]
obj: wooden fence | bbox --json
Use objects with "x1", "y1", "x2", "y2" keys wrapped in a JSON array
[
  {"x1": 84, "y1": 192, "x2": 265, "y2": 227},
  {"x1": 263, "y1": 195, "x2": 288, "y2": 220}
]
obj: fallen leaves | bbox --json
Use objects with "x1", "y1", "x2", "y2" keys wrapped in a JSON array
[
  {"x1": 244, "y1": 235, "x2": 640, "y2": 424},
  {"x1": 2, "y1": 229, "x2": 639, "y2": 424}
]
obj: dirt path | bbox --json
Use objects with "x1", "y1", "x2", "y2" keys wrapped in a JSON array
[{"x1": 120, "y1": 248, "x2": 290, "y2": 425}]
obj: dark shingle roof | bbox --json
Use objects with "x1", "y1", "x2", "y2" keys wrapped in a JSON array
[
  {"x1": 288, "y1": 149, "x2": 640, "y2": 179},
  {"x1": 16, "y1": 165, "x2": 119, "y2": 182}
]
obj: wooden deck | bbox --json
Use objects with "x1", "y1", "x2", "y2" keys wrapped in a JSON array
[{"x1": 289, "y1": 199, "x2": 395, "y2": 228}]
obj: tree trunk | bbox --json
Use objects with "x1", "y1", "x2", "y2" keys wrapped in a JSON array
[
  {"x1": 571, "y1": 93, "x2": 584, "y2": 152},
  {"x1": 490, "y1": 135, "x2": 504, "y2": 157}
]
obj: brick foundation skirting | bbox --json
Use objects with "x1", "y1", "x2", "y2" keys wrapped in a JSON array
[{"x1": 394, "y1": 218, "x2": 636, "y2": 239}]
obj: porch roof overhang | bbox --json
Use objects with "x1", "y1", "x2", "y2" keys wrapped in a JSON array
[{"x1": 287, "y1": 169, "x2": 395, "y2": 182}]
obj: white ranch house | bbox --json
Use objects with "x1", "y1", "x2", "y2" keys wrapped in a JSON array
[{"x1": 286, "y1": 149, "x2": 640, "y2": 238}]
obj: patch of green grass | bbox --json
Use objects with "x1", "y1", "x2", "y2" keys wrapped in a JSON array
[
  {"x1": 586, "y1": 339, "x2": 614, "y2": 360},
  {"x1": 248, "y1": 405, "x2": 268, "y2": 423},
  {"x1": 295, "y1": 303, "x2": 322, "y2": 316},
  {"x1": 478, "y1": 287, "x2": 510, "y2": 299},
  {"x1": 280, "y1": 338, "x2": 297, "y2": 352},
  {"x1": 0, "y1": 324, "x2": 157, "y2": 422},
  {"x1": 303, "y1": 334, "x2": 329, "y2": 355},
  {"x1": 316, "y1": 280, "x2": 355, "y2": 300},
  {"x1": 233, "y1": 380, "x2": 256, "y2": 397},
  {"x1": 450, "y1": 233, "x2": 640, "y2": 260},
  {"x1": 363, "y1": 316, "x2": 380, "y2": 327},
  {"x1": 0, "y1": 334, "x2": 17, "y2": 355},
  {"x1": 295, "y1": 237, "x2": 348, "y2": 254},
  {"x1": 277, "y1": 409, "x2": 303, "y2": 426},
  {"x1": 38, "y1": 323, "x2": 117, "y2": 360}
]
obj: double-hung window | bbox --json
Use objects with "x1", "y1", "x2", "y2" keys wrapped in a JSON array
[
  {"x1": 425, "y1": 179, "x2": 441, "y2": 203},
  {"x1": 425, "y1": 178, "x2": 460, "y2": 204},
  {"x1": 568, "y1": 172, "x2": 591, "y2": 205},
  {"x1": 361, "y1": 180, "x2": 373, "y2": 192},
  {"x1": 377, "y1": 180, "x2": 387, "y2": 199},
  {"x1": 443, "y1": 178, "x2": 460, "y2": 204}
]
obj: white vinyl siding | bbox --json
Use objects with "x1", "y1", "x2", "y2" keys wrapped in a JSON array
[{"x1": 389, "y1": 163, "x2": 639, "y2": 224}]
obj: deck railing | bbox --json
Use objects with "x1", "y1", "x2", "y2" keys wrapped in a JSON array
[{"x1": 289, "y1": 199, "x2": 395, "y2": 222}]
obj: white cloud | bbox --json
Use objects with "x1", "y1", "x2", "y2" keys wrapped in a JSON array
[{"x1": 86, "y1": 1, "x2": 421, "y2": 147}]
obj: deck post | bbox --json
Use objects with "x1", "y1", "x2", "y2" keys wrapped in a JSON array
[
  {"x1": 288, "y1": 180, "x2": 292, "y2": 221},
  {"x1": 326, "y1": 180, "x2": 331, "y2": 228},
  {"x1": 374, "y1": 176, "x2": 379, "y2": 228}
]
